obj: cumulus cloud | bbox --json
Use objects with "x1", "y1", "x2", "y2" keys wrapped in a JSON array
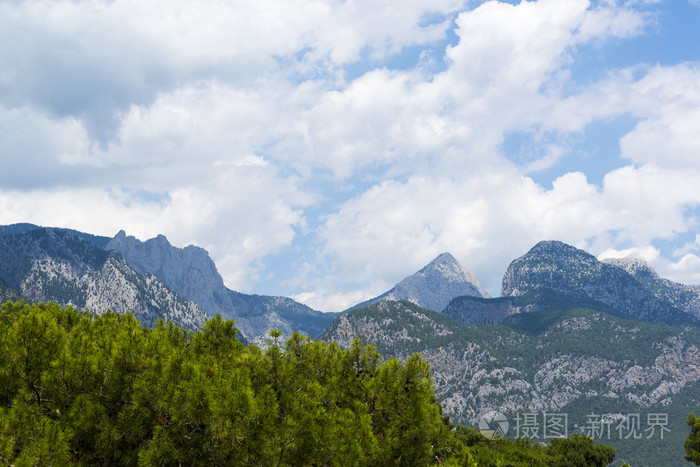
[
  {"x1": 599, "y1": 245, "x2": 700, "y2": 287},
  {"x1": 0, "y1": 0, "x2": 462, "y2": 142},
  {"x1": 1, "y1": 0, "x2": 699, "y2": 311},
  {"x1": 0, "y1": 159, "x2": 310, "y2": 292}
]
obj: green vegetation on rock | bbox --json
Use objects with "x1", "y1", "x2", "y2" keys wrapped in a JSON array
[{"x1": 687, "y1": 413, "x2": 700, "y2": 464}]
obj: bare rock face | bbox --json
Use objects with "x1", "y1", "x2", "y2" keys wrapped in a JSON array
[
  {"x1": 0, "y1": 228, "x2": 208, "y2": 331},
  {"x1": 349, "y1": 252, "x2": 488, "y2": 312},
  {"x1": 107, "y1": 230, "x2": 231, "y2": 318},
  {"x1": 106, "y1": 230, "x2": 337, "y2": 343}
]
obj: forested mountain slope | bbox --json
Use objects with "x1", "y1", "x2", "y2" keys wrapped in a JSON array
[{"x1": 323, "y1": 300, "x2": 700, "y2": 466}]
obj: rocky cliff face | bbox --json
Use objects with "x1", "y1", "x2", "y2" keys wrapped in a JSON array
[
  {"x1": 349, "y1": 252, "x2": 488, "y2": 312},
  {"x1": 500, "y1": 241, "x2": 692, "y2": 323},
  {"x1": 107, "y1": 230, "x2": 233, "y2": 316},
  {"x1": 0, "y1": 228, "x2": 208, "y2": 330},
  {"x1": 106, "y1": 230, "x2": 336, "y2": 343}
]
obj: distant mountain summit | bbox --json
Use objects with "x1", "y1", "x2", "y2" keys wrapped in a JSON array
[
  {"x1": 348, "y1": 252, "x2": 488, "y2": 312},
  {"x1": 106, "y1": 230, "x2": 337, "y2": 344},
  {"x1": 500, "y1": 240, "x2": 692, "y2": 323},
  {"x1": 107, "y1": 230, "x2": 230, "y2": 318}
]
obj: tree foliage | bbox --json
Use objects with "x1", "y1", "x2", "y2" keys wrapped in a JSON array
[
  {"x1": 0, "y1": 301, "x2": 617, "y2": 466},
  {"x1": 687, "y1": 413, "x2": 700, "y2": 465}
]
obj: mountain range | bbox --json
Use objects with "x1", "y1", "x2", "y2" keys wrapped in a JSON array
[
  {"x1": 2, "y1": 224, "x2": 700, "y2": 465},
  {"x1": 0, "y1": 224, "x2": 336, "y2": 343},
  {"x1": 443, "y1": 240, "x2": 699, "y2": 327},
  {"x1": 320, "y1": 241, "x2": 700, "y2": 466}
]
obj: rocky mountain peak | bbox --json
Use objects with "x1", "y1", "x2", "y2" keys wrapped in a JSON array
[
  {"x1": 502, "y1": 241, "x2": 598, "y2": 297},
  {"x1": 348, "y1": 252, "x2": 488, "y2": 313},
  {"x1": 106, "y1": 231, "x2": 226, "y2": 310},
  {"x1": 526, "y1": 240, "x2": 597, "y2": 264},
  {"x1": 501, "y1": 240, "x2": 693, "y2": 323},
  {"x1": 604, "y1": 256, "x2": 700, "y2": 319},
  {"x1": 415, "y1": 252, "x2": 488, "y2": 297}
]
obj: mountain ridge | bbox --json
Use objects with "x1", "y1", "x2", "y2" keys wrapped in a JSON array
[
  {"x1": 322, "y1": 299, "x2": 700, "y2": 467},
  {"x1": 443, "y1": 241, "x2": 699, "y2": 326},
  {"x1": 0, "y1": 225, "x2": 337, "y2": 341},
  {"x1": 104, "y1": 229, "x2": 338, "y2": 344}
]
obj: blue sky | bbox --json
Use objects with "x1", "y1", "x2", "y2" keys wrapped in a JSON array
[{"x1": 1, "y1": 0, "x2": 700, "y2": 311}]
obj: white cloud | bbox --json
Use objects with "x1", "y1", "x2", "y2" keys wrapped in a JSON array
[
  {"x1": 2, "y1": 0, "x2": 699, "y2": 311},
  {"x1": 664, "y1": 254, "x2": 700, "y2": 285},
  {"x1": 0, "y1": 157, "x2": 310, "y2": 292},
  {"x1": 674, "y1": 234, "x2": 700, "y2": 256},
  {"x1": 0, "y1": 0, "x2": 463, "y2": 141},
  {"x1": 597, "y1": 245, "x2": 661, "y2": 263},
  {"x1": 577, "y1": 1, "x2": 648, "y2": 41},
  {"x1": 313, "y1": 162, "x2": 700, "y2": 310}
]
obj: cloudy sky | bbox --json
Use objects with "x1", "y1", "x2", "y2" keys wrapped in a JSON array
[{"x1": 1, "y1": 0, "x2": 700, "y2": 311}]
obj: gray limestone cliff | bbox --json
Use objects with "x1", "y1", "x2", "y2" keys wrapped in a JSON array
[
  {"x1": 348, "y1": 252, "x2": 488, "y2": 312},
  {"x1": 106, "y1": 230, "x2": 337, "y2": 343},
  {"x1": 0, "y1": 228, "x2": 207, "y2": 330},
  {"x1": 107, "y1": 230, "x2": 232, "y2": 318}
]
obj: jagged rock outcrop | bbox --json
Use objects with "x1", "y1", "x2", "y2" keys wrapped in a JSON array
[
  {"x1": 107, "y1": 230, "x2": 233, "y2": 317},
  {"x1": 0, "y1": 228, "x2": 207, "y2": 330},
  {"x1": 348, "y1": 252, "x2": 488, "y2": 312},
  {"x1": 106, "y1": 230, "x2": 337, "y2": 343}
]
